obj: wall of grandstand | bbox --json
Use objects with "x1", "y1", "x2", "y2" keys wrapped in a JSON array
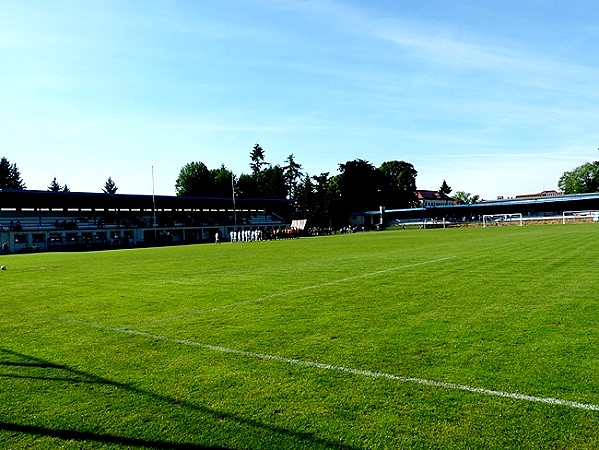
[
  {"x1": 0, "y1": 210, "x2": 287, "y2": 253},
  {"x1": 0, "y1": 190, "x2": 289, "y2": 253}
]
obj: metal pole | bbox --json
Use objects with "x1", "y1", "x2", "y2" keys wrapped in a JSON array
[
  {"x1": 152, "y1": 166, "x2": 157, "y2": 238},
  {"x1": 231, "y1": 173, "x2": 237, "y2": 230}
]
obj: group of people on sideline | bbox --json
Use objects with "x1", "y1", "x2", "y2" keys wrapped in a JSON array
[
  {"x1": 229, "y1": 229, "x2": 262, "y2": 242},
  {"x1": 216, "y1": 227, "x2": 300, "y2": 243}
]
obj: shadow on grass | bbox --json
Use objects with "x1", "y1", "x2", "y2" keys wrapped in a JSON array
[
  {"x1": 0, "y1": 421, "x2": 226, "y2": 450},
  {"x1": 0, "y1": 348, "x2": 358, "y2": 450}
]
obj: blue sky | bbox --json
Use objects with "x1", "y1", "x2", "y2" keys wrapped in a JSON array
[{"x1": 2, "y1": 1, "x2": 599, "y2": 200}]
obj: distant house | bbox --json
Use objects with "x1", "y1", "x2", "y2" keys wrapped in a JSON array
[{"x1": 416, "y1": 190, "x2": 455, "y2": 208}]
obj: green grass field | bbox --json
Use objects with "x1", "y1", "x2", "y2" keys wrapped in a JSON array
[{"x1": 2, "y1": 224, "x2": 599, "y2": 449}]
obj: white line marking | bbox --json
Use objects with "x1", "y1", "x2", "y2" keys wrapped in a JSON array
[
  {"x1": 46, "y1": 314, "x2": 599, "y2": 412},
  {"x1": 140, "y1": 256, "x2": 456, "y2": 325}
]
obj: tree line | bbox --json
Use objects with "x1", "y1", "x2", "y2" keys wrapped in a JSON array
[
  {"x1": 558, "y1": 160, "x2": 599, "y2": 194},
  {"x1": 174, "y1": 146, "x2": 599, "y2": 224},
  {"x1": 175, "y1": 143, "x2": 419, "y2": 227},
  {"x1": 3, "y1": 150, "x2": 598, "y2": 227},
  {"x1": 0, "y1": 157, "x2": 118, "y2": 194}
]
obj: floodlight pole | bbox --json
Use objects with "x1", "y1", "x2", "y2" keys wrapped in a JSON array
[
  {"x1": 231, "y1": 173, "x2": 237, "y2": 231},
  {"x1": 152, "y1": 166, "x2": 157, "y2": 239}
]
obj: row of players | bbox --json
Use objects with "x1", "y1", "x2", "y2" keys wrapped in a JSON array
[
  {"x1": 216, "y1": 228, "x2": 300, "y2": 243},
  {"x1": 229, "y1": 229, "x2": 262, "y2": 242}
]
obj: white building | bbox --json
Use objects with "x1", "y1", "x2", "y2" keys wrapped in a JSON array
[{"x1": 416, "y1": 190, "x2": 455, "y2": 207}]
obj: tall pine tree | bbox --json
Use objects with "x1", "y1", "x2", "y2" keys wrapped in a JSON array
[
  {"x1": 0, "y1": 157, "x2": 26, "y2": 190},
  {"x1": 103, "y1": 177, "x2": 118, "y2": 194}
]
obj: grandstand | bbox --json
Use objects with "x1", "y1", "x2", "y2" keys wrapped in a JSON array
[
  {"x1": 352, "y1": 192, "x2": 599, "y2": 228},
  {"x1": 0, "y1": 190, "x2": 290, "y2": 253}
]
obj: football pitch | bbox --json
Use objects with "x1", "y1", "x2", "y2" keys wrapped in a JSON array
[{"x1": 1, "y1": 224, "x2": 599, "y2": 449}]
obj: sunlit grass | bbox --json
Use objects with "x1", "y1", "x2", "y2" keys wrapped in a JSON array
[{"x1": 1, "y1": 224, "x2": 599, "y2": 448}]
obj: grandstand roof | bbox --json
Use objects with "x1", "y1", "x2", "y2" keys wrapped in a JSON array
[
  {"x1": 356, "y1": 192, "x2": 599, "y2": 219},
  {"x1": 478, "y1": 192, "x2": 599, "y2": 207},
  {"x1": 0, "y1": 189, "x2": 290, "y2": 211}
]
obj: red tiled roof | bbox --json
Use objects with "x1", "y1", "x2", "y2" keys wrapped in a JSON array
[{"x1": 416, "y1": 190, "x2": 453, "y2": 201}]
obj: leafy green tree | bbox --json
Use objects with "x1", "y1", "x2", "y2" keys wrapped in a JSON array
[
  {"x1": 257, "y1": 164, "x2": 287, "y2": 199},
  {"x1": 439, "y1": 179, "x2": 452, "y2": 195},
  {"x1": 326, "y1": 174, "x2": 343, "y2": 226},
  {"x1": 338, "y1": 159, "x2": 382, "y2": 216},
  {"x1": 175, "y1": 161, "x2": 211, "y2": 197},
  {"x1": 379, "y1": 160, "x2": 418, "y2": 209},
  {"x1": 294, "y1": 173, "x2": 316, "y2": 219},
  {"x1": 294, "y1": 172, "x2": 331, "y2": 226},
  {"x1": 103, "y1": 176, "x2": 118, "y2": 194},
  {"x1": 558, "y1": 161, "x2": 599, "y2": 194},
  {"x1": 312, "y1": 172, "x2": 338, "y2": 227},
  {"x1": 0, "y1": 157, "x2": 26, "y2": 190},
  {"x1": 210, "y1": 165, "x2": 234, "y2": 198},
  {"x1": 453, "y1": 191, "x2": 480, "y2": 204},
  {"x1": 236, "y1": 173, "x2": 258, "y2": 198}
]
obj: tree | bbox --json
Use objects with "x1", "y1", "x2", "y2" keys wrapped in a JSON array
[
  {"x1": 453, "y1": 191, "x2": 480, "y2": 205},
  {"x1": 235, "y1": 173, "x2": 255, "y2": 198},
  {"x1": 283, "y1": 153, "x2": 303, "y2": 199},
  {"x1": 257, "y1": 164, "x2": 287, "y2": 199},
  {"x1": 241, "y1": 144, "x2": 288, "y2": 199},
  {"x1": 48, "y1": 177, "x2": 62, "y2": 192},
  {"x1": 0, "y1": 157, "x2": 26, "y2": 190},
  {"x1": 337, "y1": 159, "x2": 382, "y2": 217},
  {"x1": 558, "y1": 161, "x2": 599, "y2": 194},
  {"x1": 210, "y1": 165, "x2": 234, "y2": 198},
  {"x1": 439, "y1": 179, "x2": 452, "y2": 195},
  {"x1": 294, "y1": 173, "x2": 316, "y2": 219},
  {"x1": 379, "y1": 160, "x2": 418, "y2": 209},
  {"x1": 175, "y1": 161, "x2": 211, "y2": 197},
  {"x1": 311, "y1": 172, "x2": 338, "y2": 227},
  {"x1": 62, "y1": 184, "x2": 70, "y2": 193},
  {"x1": 294, "y1": 172, "x2": 334, "y2": 226},
  {"x1": 103, "y1": 177, "x2": 118, "y2": 194},
  {"x1": 249, "y1": 143, "x2": 269, "y2": 175}
]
